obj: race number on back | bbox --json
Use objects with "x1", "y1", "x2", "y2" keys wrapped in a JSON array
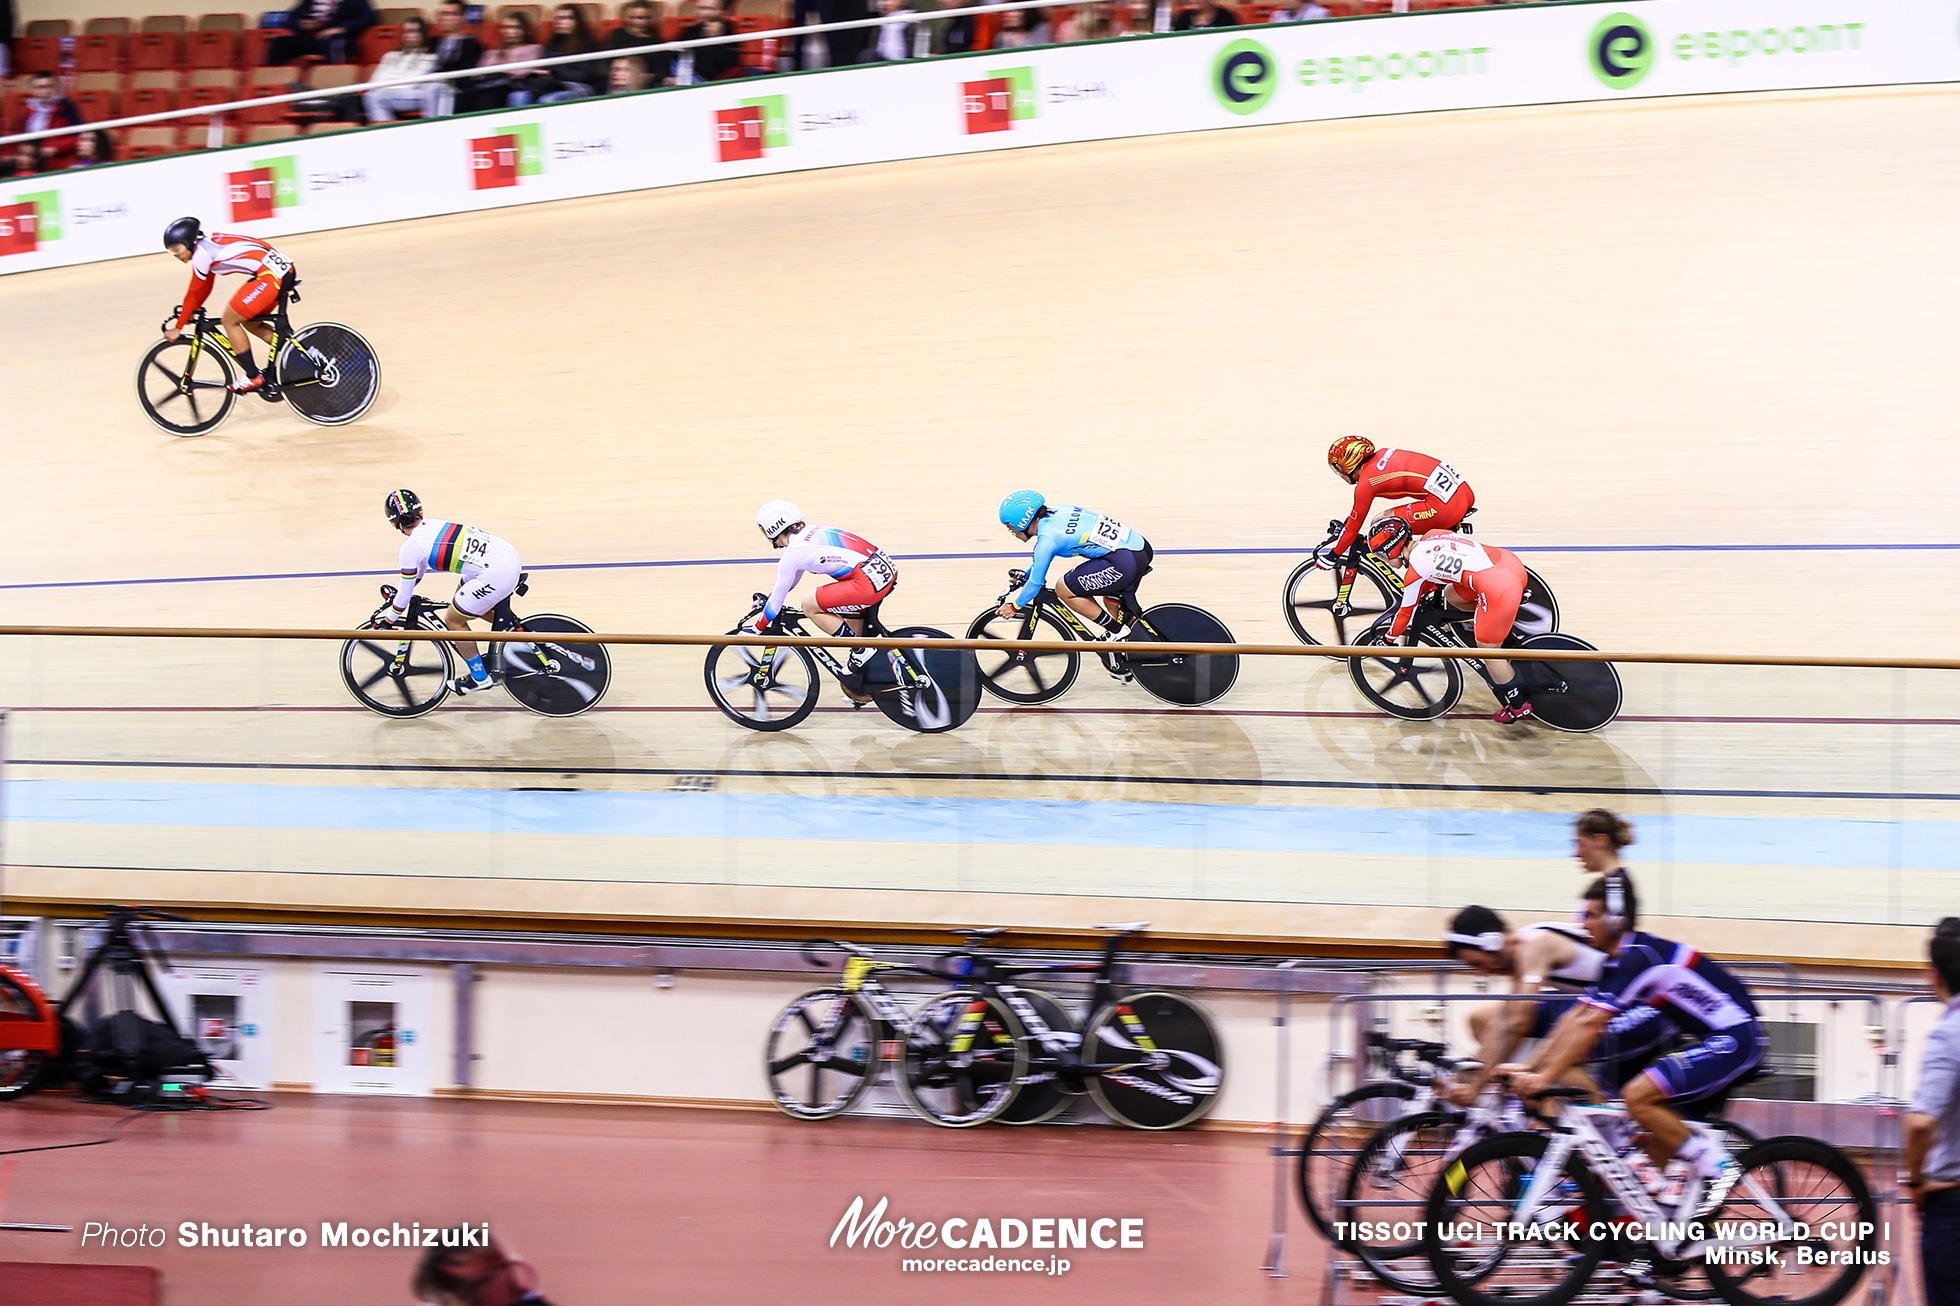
[
  {"x1": 1090, "y1": 515, "x2": 1128, "y2": 548},
  {"x1": 1423, "y1": 462, "x2": 1463, "y2": 500}
]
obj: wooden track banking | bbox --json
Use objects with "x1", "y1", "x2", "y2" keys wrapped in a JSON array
[{"x1": 2, "y1": 86, "x2": 1958, "y2": 961}]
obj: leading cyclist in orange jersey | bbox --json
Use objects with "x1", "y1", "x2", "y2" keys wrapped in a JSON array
[
  {"x1": 1323, "y1": 436, "x2": 1475, "y2": 564},
  {"x1": 160, "y1": 216, "x2": 295, "y2": 400}
]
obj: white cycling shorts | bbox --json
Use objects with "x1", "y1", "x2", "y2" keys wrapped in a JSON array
[{"x1": 452, "y1": 543, "x2": 522, "y2": 618}]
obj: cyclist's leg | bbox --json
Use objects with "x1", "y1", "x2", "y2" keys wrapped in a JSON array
[
  {"x1": 1626, "y1": 1024, "x2": 1764, "y2": 1169},
  {"x1": 1471, "y1": 555, "x2": 1527, "y2": 686},
  {"x1": 450, "y1": 550, "x2": 523, "y2": 683},
  {"x1": 808, "y1": 568, "x2": 891, "y2": 636},
  {"x1": 1059, "y1": 549, "x2": 1145, "y2": 632},
  {"x1": 222, "y1": 274, "x2": 282, "y2": 378}
]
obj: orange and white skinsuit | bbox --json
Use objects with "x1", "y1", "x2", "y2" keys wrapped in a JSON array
[
  {"x1": 1388, "y1": 532, "x2": 1528, "y2": 647},
  {"x1": 172, "y1": 232, "x2": 296, "y2": 330},
  {"x1": 1332, "y1": 448, "x2": 1475, "y2": 556}
]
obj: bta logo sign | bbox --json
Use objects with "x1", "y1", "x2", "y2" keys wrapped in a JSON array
[
  {"x1": 961, "y1": 68, "x2": 1036, "y2": 134},
  {"x1": 714, "y1": 96, "x2": 788, "y2": 162},
  {"x1": 471, "y1": 124, "x2": 545, "y2": 189},
  {"x1": 0, "y1": 190, "x2": 61, "y2": 255},
  {"x1": 227, "y1": 156, "x2": 300, "y2": 222}
]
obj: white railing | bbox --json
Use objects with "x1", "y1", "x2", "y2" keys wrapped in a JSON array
[{"x1": 0, "y1": 0, "x2": 1144, "y2": 148}]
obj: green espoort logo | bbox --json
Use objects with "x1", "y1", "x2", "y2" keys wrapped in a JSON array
[
  {"x1": 1213, "y1": 38, "x2": 1276, "y2": 115},
  {"x1": 1589, "y1": 12, "x2": 1653, "y2": 90}
]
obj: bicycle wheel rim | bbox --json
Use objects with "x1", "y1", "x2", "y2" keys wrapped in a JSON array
[
  {"x1": 1515, "y1": 568, "x2": 1559, "y2": 637},
  {"x1": 966, "y1": 607, "x2": 1079, "y2": 703},
  {"x1": 1342, "y1": 1110, "x2": 1461, "y2": 1295},
  {"x1": 1283, "y1": 558, "x2": 1397, "y2": 651},
  {"x1": 1348, "y1": 629, "x2": 1462, "y2": 720},
  {"x1": 137, "y1": 337, "x2": 235, "y2": 436},
  {"x1": 1127, "y1": 605, "x2": 1239, "y2": 707},
  {"x1": 704, "y1": 640, "x2": 818, "y2": 731},
  {"x1": 874, "y1": 628, "x2": 981, "y2": 733},
  {"x1": 998, "y1": 987, "x2": 1080, "y2": 1126},
  {"x1": 763, "y1": 988, "x2": 882, "y2": 1121},
  {"x1": 500, "y1": 615, "x2": 611, "y2": 717},
  {"x1": 339, "y1": 626, "x2": 453, "y2": 718},
  {"x1": 280, "y1": 323, "x2": 379, "y2": 425},
  {"x1": 1514, "y1": 634, "x2": 1620, "y2": 732},
  {"x1": 896, "y1": 991, "x2": 1026, "y2": 1128},
  {"x1": 1423, "y1": 1132, "x2": 1608, "y2": 1306},
  {"x1": 1297, "y1": 1080, "x2": 1420, "y2": 1241},
  {"x1": 1702, "y1": 1137, "x2": 1878, "y2": 1306},
  {"x1": 1081, "y1": 991, "x2": 1223, "y2": 1130}
]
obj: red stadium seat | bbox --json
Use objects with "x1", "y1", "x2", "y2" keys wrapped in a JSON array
[
  {"x1": 378, "y1": 6, "x2": 426, "y2": 22},
  {"x1": 74, "y1": 34, "x2": 126, "y2": 73},
  {"x1": 240, "y1": 29, "x2": 279, "y2": 69},
  {"x1": 188, "y1": 31, "x2": 241, "y2": 68},
  {"x1": 85, "y1": 17, "x2": 132, "y2": 35},
  {"x1": 142, "y1": 15, "x2": 191, "y2": 33},
  {"x1": 129, "y1": 33, "x2": 187, "y2": 71},
  {"x1": 360, "y1": 26, "x2": 403, "y2": 64},
  {"x1": 198, "y1": 13, "x2": 250, "y2": 30},
  {"x1": 187, "y1": 123, "x2": 237, "y2": 148},
  {"x1": 11, "y1": 38, "x2": 64, "y2": 76},
  {"x1": 124, "y1": 125, "x2": 184, "y2": 158},
  {"x1": 72, "y1": 89, "x2": 123, "y2": 122},
  {"x1": 22, "y1": 19, "x2": 70, "y2": 36},
  {"x1": 185, "y1": 69, "x2": 243, "y2": 109},
  {"x1": 127, "y1": 86, "x2": 183, "y2": 115}
]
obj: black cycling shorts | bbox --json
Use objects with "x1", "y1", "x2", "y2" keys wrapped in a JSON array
[{"x1": 1067, "y1": 543, "x2": 1153, "y2": 597}]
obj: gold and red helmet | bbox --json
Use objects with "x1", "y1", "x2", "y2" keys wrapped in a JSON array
[{"x1": 1327, "y1": 436, "x2": 1376, "y2": 480}]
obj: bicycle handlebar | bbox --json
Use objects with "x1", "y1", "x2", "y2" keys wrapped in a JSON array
[{"x1": 800, "y1": 937, "x2": 874, "y2": 968}]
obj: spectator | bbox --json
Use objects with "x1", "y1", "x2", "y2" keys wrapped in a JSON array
[
  {"x1": 1059, "y1": 2, "x2": 1116, "y2": 40},
  {"x1": 68, "y1": 129, "x2": 112, "y2": 167},
  {"x1": 363, "y1": 15, "x2": 437, "y2": 122},
  {"x1": 1907, "y1": 917, "x2": 1960, "y2": 1306},
  {"x1": 514, "y1": 4, "x2": 606, "y2": 104},
  {"x1": 1268, "y1": 0, "x2": 1328, "y2": 18},
  {"x1": 600, "y1": 1, "x2": 671, "y2": 88},
  {"x1": 426, "y1": 0, "x2": 484, "y2": 116},
  {"x1": 18, "y1": 73, "x2": 79, "y2": 168},
  {"x1": 469, "y1": 14, "x2": 546, "y2": 110},
  {"x1": 994, "y1": 6, "x2": 1050, "y2": 47},
  {"x1": 860, "y1": 0, "x2": 913, "y2": 61},
  {"x1": 793, "y1": 0, "x2": 869, "y2": 68},
  {"x1": 934, "y1": 0, "x2": 979, "y2": 55},
  {"x1": 605, "y1": 54, "x2": 648, "y2": 92},
  {"x1": 675, "y1": 1, "x2": 741, "y2": 85},
  {"x1": 412, "y1": 1239, "x2": 554, "y2": 1306},
  {"x1": 1173, "y1": 0, "x2": 1238, "y2": 28},
  {"x1": 1, "y1": 140, "x2": 40, "y2": 179},
  {"x1": 266, "y1": 0, "x2": 376, "y2": 66}
]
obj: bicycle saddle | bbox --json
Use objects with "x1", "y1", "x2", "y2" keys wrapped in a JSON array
[
  {"x1": 1092, "y1": 921, "x2": 1150, "y2": 934},
  {"x1": 951, "y1": 927, "x2": 1007, "y2": 943}
]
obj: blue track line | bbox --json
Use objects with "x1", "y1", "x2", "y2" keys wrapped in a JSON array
[{"x1": 1, "y1": 542, "x2": 1956, "y2": 593}]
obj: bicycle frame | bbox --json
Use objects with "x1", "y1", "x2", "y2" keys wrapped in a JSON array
[
  {"x1": 997, "y1": 571, "x2": 1156, "y2": 644},
  {"x1": 951, "y1": 928, "x2": 1170, "y2": 1080},
  {"x1": 747, "y1": 606, "x2": 936, "y2": 694}
]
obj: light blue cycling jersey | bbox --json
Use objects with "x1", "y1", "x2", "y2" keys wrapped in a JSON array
[{"x1": 1011, "y1": 505, "x2": 1148, "y2": 609}]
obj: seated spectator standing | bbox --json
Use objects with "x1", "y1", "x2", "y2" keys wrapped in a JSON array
[
  {"x1": 511, "y1": 4, "x2": 608, "y2": 105},
  {"x1": 605, "y1": 55, "x2": 648, "y2": 93},
  {"x1": 1173, "y1": 0, "x2": 1238, "y2": 29},
  {"x1": 861, "y1": 0, "x2": 914, "y2": 62},
  {"x1": 468, "y1": 14, "x2": 545, "y2": 111},
  {"x1": 69, "y1": 130, "x2": 113, "y2": 167},
  {"x1": 1059, "y1": 2, "x2": 1117, "y2": 41},
  {"x1": 994, "y1": 6, "x2": 1050, "y2": 47},
  {"x1": 267, "y1": 0, "x2": 377, "y2": 66},
  {"x1": 425, "y1": 0, "x2": 485, "y2": 117},
  {"x1": 1268, "y1": 0, "x2": 1328, "y2": 18},
  {"x1": 363, "y1": 15, "x2": 438, "y2": 122},
  {"x1": 935, "y1": 0, "x2": 979, "y2": 55},
  {"x1": 18, "y1": 73, "x2": 80, "y2": 169},
  {"x1": 600, "y1": 1, "x2": 672, "y2": 88},
  {"x1": 676, "y1": 1, "x2": 741, "y2": 85},
  {"x1": 1, "y1": 140, "x2": 42, "y2": 179}
]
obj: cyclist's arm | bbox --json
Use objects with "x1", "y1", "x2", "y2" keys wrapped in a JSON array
[
  {"x1": 760, "y1": 551, "x2": 807, "y2": 625},
  {"x1": 1330, "y1": 477, "x2": 1378, "y2": 555},
  {"x1": 1461, "y1": 937, "x2": 1563, "y2": 1098},
  {"x1": 1525, "y1": 999, "x2": 1610, "y2": 1084},
  {"x1": 173, "y1": 269, "x2": 216, "y2": 330},
  {"x1": 1009, "y1": 531, "x2": 1065, "y2": 610},
  {"x1": 389, "y1": 538, "x2": 425, "y2": 617},
  {"x1": 1387, "y1": 566, "x2": 1430, "y2": 639}
]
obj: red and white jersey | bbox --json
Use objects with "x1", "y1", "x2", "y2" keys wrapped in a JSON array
[
  {"x1": 173, "y1": 233, "x2": 296, "y2": 327},
  {"x1": 762, "y1": 525, "x2": 893, "y2": 623}
]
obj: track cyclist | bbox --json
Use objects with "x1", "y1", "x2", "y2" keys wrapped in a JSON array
[
  {"x1": 751, "y1": 500, "x2": 897, "y2": 704},
  {"x1": 1508, "y1": 873, "x2": 1764, "y2": 1224},
  {"x1": 160, "y1": 216, "x2": 297, "y2": 400},
  {"x1": 380, "y1": 489, "x2": 524, "y2": 697},
  {"x1": 996, "y1": 491, "x2": 1152, "y2": 680},
  {"x1": 1442, "y1": 902, "x2": 1674, "y2": 1108},
  {"x1": 1386, "y1": 528, "x2": 1535, "y2": 723},
  {"x1": 1321, "y1": 436, "x2": 1474, "y2": 565}
]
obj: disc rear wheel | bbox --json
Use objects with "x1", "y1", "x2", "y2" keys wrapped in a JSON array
[
  {"x1": 1081, "y1": 991, "x2": 1223, "y2": 1129},
  {"x1": 500, "y1": 614, "x2": 611, "y2": 717},
  {"x1": 279, "y1": 322, "x2": 380, "y2": 425},
  {"x1": 1126, "y1": 605, "x2": 1239, "y2": 707},
  {"x1": 1511, "y1": 633, "x2": 1621, "y2": 733}
]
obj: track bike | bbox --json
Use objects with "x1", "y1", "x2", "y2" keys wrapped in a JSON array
[
  {"x1": 763, "y1": 938, "x2": 955, "y2": 1121},
  {"x1": 1348, "y1": 598, "x2": 1622, "y2": 732},
  {"x1": 1421, "y1": 1085, "x2": 1873, "y2": 1306},
  {"x1": 1282, "y1": 514, "x2": 1559, "y2": 653},
  {"x1": 965, "y1": 568, "x2": 1239, "y2": 707},
  {"x1": 339, "y1": 575, "x2": 612, "y2": 719},
  {"x1": 902, "y1": 923, "x2": 1224, "y2": 1130},
  {"x1": 704, "y1": 595, "x2": 981, "y2": 734},
  {"x1": 137, "y1": 284, "x2": 380, "y2": 436}
]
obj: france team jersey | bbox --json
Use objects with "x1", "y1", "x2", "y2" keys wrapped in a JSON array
[
  {"x1": 1581, "y1": 931, "x2": 1760, "y2": 1038},
  {"x1": 1012, "y1": 506, "x2": 1148, "y2": 609}
]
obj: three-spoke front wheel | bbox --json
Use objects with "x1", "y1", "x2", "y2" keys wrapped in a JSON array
[
  {"x1": 1348, "y1": 625, "x2": 1463, "y2": 721},
  {"x1": 967, "y1": 606, "x2": 1080, "y2": 704},
  {"x1": 704, "y1": 638, "x2": 819, "y2": 731},
  {"x1": 137, "y1": 335, "x2": 237, "y2": 436},
  {"x1": 1283, "y1": 558, "x2": 1398, "y2": 651},
  {"x1": 339, "y1": 622, "x2": 454, "y2": 718},
  {"x1": 763, "y1": 987, "x2": 884, "y2": 1121}
]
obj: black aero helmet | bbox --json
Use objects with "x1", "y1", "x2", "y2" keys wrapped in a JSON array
[
  {"x1": 384, "y1": 489, "x2": 423, "y2": 525},
  {"x1": 162, "y1": 216, "x2": 202, "y2": 251}
]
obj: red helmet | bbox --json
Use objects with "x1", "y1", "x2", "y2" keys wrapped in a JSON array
[{"x1": 1327, "y1": 436, "x2": 1376, "y2": 479}]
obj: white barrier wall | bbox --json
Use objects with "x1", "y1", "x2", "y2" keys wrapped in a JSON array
[{"x1": 4, "y1": 0, "x2": 1956, "y2": 275}]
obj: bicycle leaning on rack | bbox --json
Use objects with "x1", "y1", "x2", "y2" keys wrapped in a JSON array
[
  {"x1": 965, "y1": 568, "x2": 1239, "y2": 707},
  {"x1": 899, "y1": 923, "x2": 1225, "y2": 1131},
  {"x1": 1282, "y1": 514, "x2": 1560, "y2": 653},
  {"x1": 136, "y1": 284, "x2": 380, "y2": 436},
  {"x1": 763, "y1": 938, "x2": 952, "y2": 1121},
  {"x1": 339, "y1": 575, "x2": 611, "y2": 719}
]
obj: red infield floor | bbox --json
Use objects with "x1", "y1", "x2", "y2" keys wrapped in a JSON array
[{"x1": 0, "y1": 1094, "x2": 1314, "y2": 1303}]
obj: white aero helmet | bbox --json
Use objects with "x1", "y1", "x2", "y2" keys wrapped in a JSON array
[{"x1": 756, "y1": 499, "x2": 803, "y2": 540}]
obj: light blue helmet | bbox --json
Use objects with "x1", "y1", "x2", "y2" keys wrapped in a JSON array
[{"x1": 999, "y1": 490, "x2": 1045, "y2": 532}]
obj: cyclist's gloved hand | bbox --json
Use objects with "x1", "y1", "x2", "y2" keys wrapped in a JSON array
[
  {"x1": 1310, "y1": 545, "x2": 1342, "y2": 571},
  {"x1": 747, "y1": 615, "x2": 771, "y2": 636}
]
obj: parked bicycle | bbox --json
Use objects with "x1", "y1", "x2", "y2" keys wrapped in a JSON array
[
  {"x1": 1347, "y1": 598, "x2": 1622, "y2": 732},
  {"x1": 705, "y1": 595, "x2": 981, "y2": 734},
  {"x1": 900, "y1": 923, "x2": 1225, "y2": 1130},
  {"x1": 1283, "y1": 514, "x2": 1559, "y2": 653},
  {"x1": 764, "y1": 938, "x2": 951, "y2": 1121},
  {"x1": 339, "y1": 576, "x2": 611, "y2": 719},
  {"x1": 137, "y1": 289, "x2": 379, "y2": 435},
  {"x1": 1420, "y1": 1085, "x2": 1867, "y2": 1306},
  {"x1": 965, "y1": 568, "x2": 1239, "y2": 707}
]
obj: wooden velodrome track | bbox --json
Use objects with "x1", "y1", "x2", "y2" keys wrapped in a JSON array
[{"x1": 1, "y1": 85, "x2": 1957, "y2": 963}]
